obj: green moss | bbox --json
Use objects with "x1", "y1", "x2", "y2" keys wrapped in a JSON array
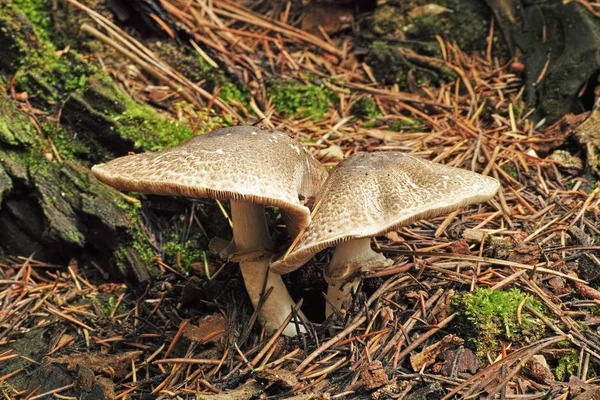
[
  {"x1": 351, "y1": 97, "x2": 381, "y2": 119},
  {"x1": 112, "y1": 104, "x2": 195, "y2": 152},
  {"x1": 16, "y1": 45, "x2": 91, "y2": 102},
  {"x1": 9, "y1": 0, "x2": 91, "y2": 99},
  {"x1": 93, "y1": 293, "x2": 127, "y2": 317},
  {"x1": 43, "y1": 124, "x2": 90, "y2": 159},
  {"x1": 131, "y1": 238, "x2": 155, "y2": 263},
  {"x1": 389, "y1": 118, "x2": 419, "y2": 131},
  {"x1": 268, "y1": 80, "x2": 336, "y2": 119},
  {"x1": 453, "y1": 288, "x2": 545, "y2": 356},
  {"x1": 372, "y1": 5, "x2": 403, "y2": 35},
  {"x1": 108, "y1": 192, "x2": 156, "y2": 272},
  {"x1": 405, "y1": 0, "x2": 495, "y2": 53},
  {"x1": 366, "y1": 40, "x2": 412, "y2": 87},
  {"x1": 361, "y1": 120, "x2": 378, "y2": 128},
  {"x1": 111, "y1": 91, "x2": 227, "y2": 152},
  {"x1": 6, "y1": 2, "x2": 222, "y2": 155},
  {"x1": 126, "y1": 210, "x2": 154, "y2": 263},
  {"x1": 0, "y1": 97, "x2": 35, "y2": 146},
  {"x1": 407, "y1": 14, "x2": 439, "y2": 38},
  {"x1": 11, "y1": 0, "x2": 52, "y2": 41},
  {"x1": 555, "y1": 350, "x2": 578, "y2": 381},
  {"x1": 501, "y1": 163, "x2": 519, "y2": 180},
  {"x1": 218, "y1": 78, "x2": 249, "y2": 106},
  {"x1": 163, "y1": 240, "x2": 203, "y2": 273},
  {"x1": 152, "y1": 40, "x2": 249, "y2": 108},
  {"x1": 2, "y1": 0, "x2": 224, "y2": 281}
]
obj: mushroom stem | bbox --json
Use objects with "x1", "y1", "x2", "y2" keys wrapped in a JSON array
[
  {"x1": 230, "y1": 200, "x2": 303, "y2": 336},
  {"x1": 325, "y1": 238, "x2": 392, "y2": 317}
]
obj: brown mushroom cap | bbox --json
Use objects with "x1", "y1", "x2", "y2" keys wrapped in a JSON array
[
  {"x1": 272, "y1": 152, "x2": 500, "y2": 273},
  {"x1": 92, "y1": 126, "x2": 328, "y2": 232}
]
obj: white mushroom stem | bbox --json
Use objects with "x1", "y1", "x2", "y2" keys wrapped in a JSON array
[
  {"x1": 230, "y1": 200, "x2": 304, "y2": 336},
  {"x1": 325, "y1": 238, "x2": 392, "y2": 317}
]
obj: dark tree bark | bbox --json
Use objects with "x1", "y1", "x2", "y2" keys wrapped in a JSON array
[
  {"x1": 0, "y1": 0, "x2": 199, "y2": 281},
  {"x1": 487, "y1": 0, "x2": 600, "y2": 122}
]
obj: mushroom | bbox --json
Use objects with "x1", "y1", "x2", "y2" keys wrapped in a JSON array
[
  {"x1": 92, "y1": 126, "x2": 328, "y2": 336},
  {"x1": 271, "y1": 152, "x2": 500, "y2": 316}
]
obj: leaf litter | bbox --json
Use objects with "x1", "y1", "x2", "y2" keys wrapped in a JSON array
[{"x1": 1, "y1": 0, "x2": 600, "y2": 398}]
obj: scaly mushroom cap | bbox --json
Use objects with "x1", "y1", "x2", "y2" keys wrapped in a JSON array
[
  {"x1": 271, "y1": 152, "x2": 500, "y2": 273},
  {"x1": 92, "y1": 126, "x2": 328, "y2": 233}
]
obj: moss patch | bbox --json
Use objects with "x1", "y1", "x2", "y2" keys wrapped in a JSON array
[
  {"x1": 217, "y1": 77, "x2": 249, "y2": 106},
  {"x1": 43, "y1": 124, "x2": 91, "y2": 159},
  {"x1": 93, "y1": 292, "x2": 127, "y2": 317},
  {"x1": 351, "y1": 96, "x2": 381, "y2": 119},
  {"x1": 555, "y1": 350, "x2": 579, "y2": 381},
  {"x1": 112, "y1": 102, "x2": 196, "y2": 152},
  {"x1": 10, "y1": 0, "x2": 52, "y2": 41},
  {"x1": 163, "y1": 238, "x2": 204, "y2": 273},
  {"x1": 389, "y1": 118, "x2": 419, "y2": 131},
  {"x1": 268, "y1": 80, "x2": 336, "y2": 119},
  {"x1": 15, "y1": 42, "x2": 91, "y2": 104},
  {"x1": 372, "y1": 4, "x2": 404, "y2": 36},
  {"x1": 0, "y1": 97, "x2": 35, "y2": 146},
  {"x1": 405, "y1": 0, "x2": 499, "y2": 53},
  {"x1": 501, "y1": 162, "x2": 519, "y2": 180},
  {"x1": 452, "y1": 288, "x2": 545, "y2": 357},
  {"x1": 366, "y1": 40, "x2": 410, "y2": 87},
  {"x1": 152, "y1": 40, "x2": 250, "y2": 108}
]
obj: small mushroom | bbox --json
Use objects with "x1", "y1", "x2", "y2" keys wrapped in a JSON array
[
  {"x1": 271, "y1": 152, "x2": 499, "y2": 316},
  {"x1": 92, "y1": 126, "x2": 328, "y2": 336}
]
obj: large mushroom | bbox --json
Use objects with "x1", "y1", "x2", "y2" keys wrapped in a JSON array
[
  {"x1": 92, "y1": 126, "x2": 328, "y2": 336},
  {"x1": 271, "y1": 152, "x2": 500, "y2": 316}
]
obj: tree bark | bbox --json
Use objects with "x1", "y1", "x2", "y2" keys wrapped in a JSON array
[{"x1": 0, "y1": 0, "x2": 202, "y2": 281}]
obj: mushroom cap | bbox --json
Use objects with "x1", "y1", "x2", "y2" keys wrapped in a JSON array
[
  {"x1": 271, "y1": 152, "x2": 500, "y2": 273},
  {"x1": 92, "y1": 126, "x2": 328, "y2": 232}
]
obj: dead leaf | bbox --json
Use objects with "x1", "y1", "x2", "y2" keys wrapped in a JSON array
[
  {"x1": 575, "y1": 108, "x2": 600, "y2": 147},
  {"x1": 200, "y1": 380, "x2": 263, "y2": 400},
  {"x1": 537, "y1": 113, "x2": 587, "y2": 153},
  {"x1": 255, "y1": 368, "x2": 298, "y2": 390},
  {"x1": 98, "y1": 283, "x2": 125, "y2": 293},
  {"x1": 447, "y1": 239, "x2": 470, "y2": 255},
  {"x1": 75, "y1": 365, "x2": 95, "y2": 391},
  {"x1": 360, "y1": 360, "x2": 389, "y2": 391},
  {"x1": 14, "y1": 92, "x2": 28, "y2": 102},
  {"x1": 301, "y1": 4, "x2": 352, "y2": 35},
  {"x1": 573, "y1": 388, "x2": 600, "y2": 400},
  {"x1": 183, "y1": 314, "x2": 228, "y2": 343},
  {"x1": 52, "y1": 351, "x2": 142, "y2": 378},
  {"x1": 410, "y1": 334, "x2": 464, "y2": 372},
  {"x1": 409, "y1": 4, "x2": 453, "y2": 18},
  {"x1": 316, "y1": 145, "x2": 344, "y2": 162},
  {"x1": 433, "y1": 347, "x2": 479, "y2": 376},
  {"x1": 569, "y1": 376, "x2": 598, "y2": 397},
  {"x1": 549, "y1": 150, "x2": 583, "y2": 172},
  {"x1": 462, "y1": 228, "x2": 487, "y2": 244},
  {"x1": 507, "y1": 244, "x2": 541, "y2": 266},
  {"x1": 523, "y1": 355, "x2": 554, "y2": 384},
  {"x1": 385, "y1": 231, "x2": 404, "y2": 243}
]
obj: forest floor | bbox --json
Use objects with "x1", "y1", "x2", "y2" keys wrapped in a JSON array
[{"x1": 1, "y1": 1, "x2": 600, "y2": 399}]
